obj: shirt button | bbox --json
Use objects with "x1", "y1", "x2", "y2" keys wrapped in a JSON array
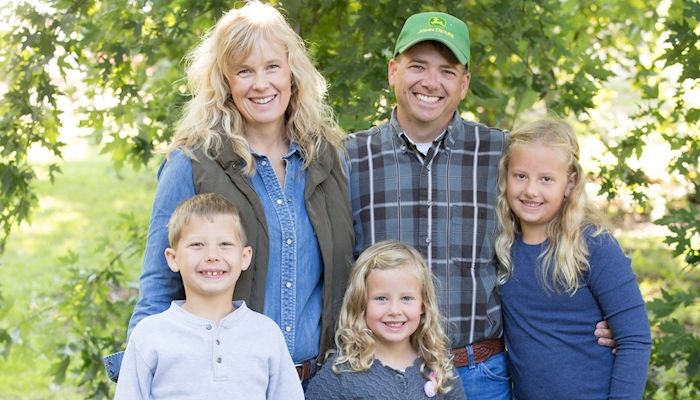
[
  {"x1": 285, "y1": 282, "x2": 292, "y2": 288},
  {"x1": 205, "y1": 324, "x2": 212, "y2": 330},
  {"x1": 276, "y1": 199, "x2": 283, "y2": 205},
  {"x1": 425, "y1": 237, "x2": 431, "y2": 244},
  {"x1": 216, "y1": 357, "x2": 222, "y2": 363},
  {"x1": 427, "y1": 201, "x2": 432, "y2": 207},
  {"x1": 286, "y1": 239, "x2": 293, "y2": 245},
  {"x1": 285, "y1": 326, "x2": 292, "y2": 332},
  {"x1": 216, "y1": 339, "x2": 220, "y2": 345},
  {"x1": 261, "y1": 160, "x2": 267, "y2": 166}
]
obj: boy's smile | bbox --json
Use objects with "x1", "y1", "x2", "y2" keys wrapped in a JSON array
[{"x1": 165, "y1": 214, "x2": 252, "y2": 303}]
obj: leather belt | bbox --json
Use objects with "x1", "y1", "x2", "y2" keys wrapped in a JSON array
[
  {"x1": 451, "y1": 338, "x2": 505, "y2": 367},
  {"x1": 295, "y1": 359, "x2": 315, "y2": 380}
]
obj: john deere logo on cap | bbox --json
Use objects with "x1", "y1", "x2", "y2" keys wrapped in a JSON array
[{"x1": 428, "y1": 16, "x2": 447, "y2": 28}]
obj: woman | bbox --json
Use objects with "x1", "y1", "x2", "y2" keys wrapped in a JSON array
[{"x1": 121, "y1": 0, "x2": 353, "y2": 382}]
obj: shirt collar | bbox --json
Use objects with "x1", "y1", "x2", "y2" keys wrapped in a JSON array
[
  {"x1": 389, "y1": 108, "x2": 459, "y2": 150},
  {"x1": 249, "y1": 141, "x2": 304, "y2": 161}
]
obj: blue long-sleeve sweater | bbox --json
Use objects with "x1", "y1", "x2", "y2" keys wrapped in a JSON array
[{"x1": 501, "y1": 231, "x2": 651, "y2": 400}]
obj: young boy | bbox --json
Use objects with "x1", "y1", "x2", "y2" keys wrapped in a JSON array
[{"x1": 115, "y1": 193, "x2": 304, "y2": 399}]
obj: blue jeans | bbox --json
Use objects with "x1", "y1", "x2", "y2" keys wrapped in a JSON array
[{"x1": 456, "y1": 349, "x2": 511, "y2": 400}]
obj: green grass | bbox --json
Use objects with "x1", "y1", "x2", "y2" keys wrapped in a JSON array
[{"x1": 0, "y1": 150, "x2": 157, "y2": 398}]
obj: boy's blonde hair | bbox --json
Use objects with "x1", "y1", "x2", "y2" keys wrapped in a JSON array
[
  {"x1": 168, "y1": 193, "x2": 246, "y2": 248},
  {"x1": 495, "y1": 118, "x2": 606, "y2": 293},
  {"x1": 333, "y1": 241, "x2": 457, "y2": 394},
  {"x1": 168, "y1": 0, "x2": 344, "y2": 174}
]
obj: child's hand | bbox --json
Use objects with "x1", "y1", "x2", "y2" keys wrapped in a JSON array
[{"x1": 595, "y1": 320, "x2": 618, "y2": 354}]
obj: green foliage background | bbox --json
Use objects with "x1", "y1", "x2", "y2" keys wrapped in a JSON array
[{"x1": 0, "y1": 0, "x2": 698, "y2": 398}]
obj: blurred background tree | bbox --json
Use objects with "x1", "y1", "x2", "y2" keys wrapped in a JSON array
[{"x1": 0, "y1": 0, "x2": 697, "y2": 398}]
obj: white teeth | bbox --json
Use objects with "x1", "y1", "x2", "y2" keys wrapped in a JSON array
[
  {"x1": 384, "y1": 322, "x2": 404, "y2": 328},
  {"x1": 522, "y1": 201, "x2": 541, "y2": 207},
  {"x1": 251, "y1": 95, "x2": 275, "y2": 104},
  {"x1": 416, "y1": 93, "x2": 439, "y2": 103},
  {"x1": 202, "y1": 271, "x2": 224, "y2": 276}
]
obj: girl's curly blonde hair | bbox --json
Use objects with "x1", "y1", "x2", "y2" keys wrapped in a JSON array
[
  {"x1": 333, "y1": 241, "x2": 458, "y2": 394},
  {"x1": 167, "y1": 0, "x2": 344, "y2": 174}
]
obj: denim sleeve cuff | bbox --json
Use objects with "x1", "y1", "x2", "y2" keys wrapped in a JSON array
[{"x1": 103, "y1": 351, "x2": 124, "y2": 383}]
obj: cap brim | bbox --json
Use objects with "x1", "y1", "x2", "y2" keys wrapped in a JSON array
[{"x1": 396, "y1": 36, "x2": 468, "y2": 66}]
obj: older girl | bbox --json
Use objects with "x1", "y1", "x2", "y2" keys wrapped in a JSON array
[{"x1": 495, "y1": 118, "x2": 651, "y2": 399}]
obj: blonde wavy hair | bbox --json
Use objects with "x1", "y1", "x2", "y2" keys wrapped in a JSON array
[
  {"x1": 167, "y1": 0, "x2": 344, "y2": 175},
  {"x1": 495, "y1": 118, "x2": 607, "y2": 293},
  {"x1": 333, "y1": 241, "x2": 458, "y2": 394}
]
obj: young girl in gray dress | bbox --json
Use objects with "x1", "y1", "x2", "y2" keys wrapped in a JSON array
[{"x1": 305, "y1": 241, "x2": 464, "y2": 399}]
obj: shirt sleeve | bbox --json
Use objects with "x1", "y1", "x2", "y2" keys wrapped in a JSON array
[
  {"x1": 266, "y1": 329, "x2": 304, "y2": 400},
  {"x1": 587, "y1": 232, "x2": 652, "y2": 400},
  {"x1": 114, "y1": 332, "x2": 154, "y2": 399},
  {"x1": 444, "y1": 374, "x2": 467, "y2": 400},
  {"x1": 127, "y1": 150, "x2": 196, "y2": 337},
  {"x1": 304, "y1": 357, "x2": 345, "y2": 400}
]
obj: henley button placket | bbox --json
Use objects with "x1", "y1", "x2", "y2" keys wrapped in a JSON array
[{"x1": 212, "y1": 327, "x2": 228, "y2": 380}]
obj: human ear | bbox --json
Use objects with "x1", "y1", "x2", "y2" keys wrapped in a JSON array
[
  {"x1": 565, "y1": 172, "x2": 577, "y2": 197},
  {"x1": 164, "y1": 248, "x2": 179, "y2": 273},
  {"x1": 388, "y1": 58, "x2": 398, "y2": 88},
  {"x1": 460, "y1": 70, "x2": 471, "y2": 100},
  {"x1": 240, "y1": 246, "x2": 253, "y2": 272}
]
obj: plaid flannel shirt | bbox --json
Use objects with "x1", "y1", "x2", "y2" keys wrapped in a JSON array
[{"x1": 346, "y1": 110, "x2": 506, "y2": 348}]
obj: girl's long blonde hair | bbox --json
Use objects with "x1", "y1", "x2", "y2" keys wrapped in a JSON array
[
  {"x1": 495, "y1": 118, "x2": 607, "y2": 293},
  {"x1": 167, "y1": 0, "x2": 344, "y2": 175},
  {"x1": 333, "y1": 241, "x2": 457, "y2": 394}
]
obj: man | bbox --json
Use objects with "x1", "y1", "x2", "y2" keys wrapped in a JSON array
[{"x1": 346, "y1": 11, "x2": 613, "y2": 398}]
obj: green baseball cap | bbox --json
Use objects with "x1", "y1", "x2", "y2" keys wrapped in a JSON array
[{"x1": 394, "y1": 12, "x2": 470, "y2": 67}]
